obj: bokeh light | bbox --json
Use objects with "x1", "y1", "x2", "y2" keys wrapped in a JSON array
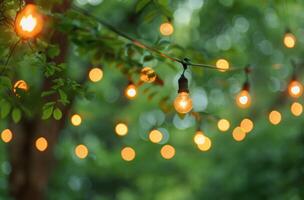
[
  {"x1": 232, "y1": 127, "x2": 246, "y2": 142},
  {"x1": 197, "y1": 136, "x2": 212, "y2": 151},
  {"x1": 283, "y1": 32, "x2": 296, "y2": 48},
  {"x1": 35, "y1": 137, "x2": 48, "y2": 152},
  {"x1": 236, "y1": 90, "x2": 251, "y2": 109},
  {"x1": 288, "y1": 80, "x2": 303, "y2": 98},
  {"x1": 160, "y1": 145, "x2": 175, "y2": 159},
  {"x1": 290, "y1": 102, "x2": 303, "y2": 117},
  {"x1": 216, "y1": 59, "x2": 229, "y2": 71},
  {"x1": 13, "y1": 80, "x2": 29, "y2": 94},
  {"x1": 71, "y1": 114, "x2": 82, "y2": 126},
  {"x1": 121, "y1": 147, "x2": 136, "y2": 161},
  {"x1": 125, "y1": 84, "x2": 137, "y2": 99},
  {"x1": 140, "y1": 67, "x2": 156, "y2": 83},
  {"x1": 89, "y1": 67, "x2": 103, "y2": 82},
  {"x1": 149, "y1": 129, "x2": 163, "y2": 143},
  {"x1": 269, "y1": 110, "x2": 282, "y2": 125},
  {"x1": 115, "y1": 123, "x2": 128, "y2": 136},
  {"x1": 193, "y1": 131, "x2": 205, "y2": 145},
  {"x1": 173, "y1": 92, "x2": 193, "y2": 114},
  {"x1": 240, "y1": 118, "x2": 254, "y2": 133},
  {"x1": 159, "y1": 22, "x2": 174, "y2": 36},
  {"x1": 217, "y1": 119, "x2": 230, "y2": 132},
  {"x1": 1, "y1": 129, "x2": 13, "y2": 143},
  {"x1": 75, "y1": 144, "x2": 89, "y2": 159}
]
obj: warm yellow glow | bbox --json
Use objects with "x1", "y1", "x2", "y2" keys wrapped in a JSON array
[
  {"x1": 35, "y1": 137, "x2": 48, "y2": 152},
  {"x1": 15, "y1": 4, "x2": 43, "y2": 39},
  {"x1": 160, "y1": 22, "x2": 174, "y2": 36},
  {"x1": 140, "y1": 67, "x2": 156, "y2": 83},
  {"x1": 283, "y1": 33, "x2": 296, "y2": 48},
  {"x1": 217, "y1": 119, "x2": 230, "y2": 132},
  {"x1": 149, "y1": 129, "x2": 163, "y2": 143},
  {"x1": 173, "y1": 92, "x2": 193, "y2": 114},
  {"x1": 193, "y1": 131, "x2": 206, "y2": 145},
  {"x1": 197, "y1": 136, "x2": 212, "y2": 151},
  {"x1": 216, "y1": 59, "x2": 229, "y2": 71},
  {"x1": 236, "y1": 90, "x2": 251, "y2": 109},
  {"x1": 1, "y1": 129, "x2": 13, "y2": 143},
  {"x1": 288, "y1": 80, "x2": 303, "y2": 98},
  {"x1": 75, "y1": 144, "x2": 89, "y2": 159},
  {"x1": 121, "y1": 147, "x2": 136, "y2": 161},
  {"x1": 160, "y1": 145, "x2": 175, "y2": 159},
  {"x1": 88, "y1": 68, "x2": 103, "y2": 82},
  {"x1": 269, "y1": 110, "x2": 282, "y2": 125},
  {"x1": 115, "y1": 123, "x2": 128, "y2": 136},
  {"x1": 71, "y1": 114, "x2": 82, "y2": 126},
  {"x1": 13, "y1": 80, "x2": 29, "y2": 94},
  {"x1": 232, "y1": 127, "x2": 246, "y2": 142},
  {"x1": 291, "y1": 102, "x2": 303, "y2": 117},
  {"x1": 240, "y1": 118, "x2": 254, "y2": 133},
  {"x1": 125, "y1": 84, "x2": 137, "y2": 99}
]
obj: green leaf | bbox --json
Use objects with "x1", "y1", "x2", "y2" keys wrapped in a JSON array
[
  {"x1": 144, "y1": 9, "x2": 159, "y2": 23},
  {"x1": 1, "y1": 101, "x2": 11, "y2": 118},
  {"x1": 53, "y1": 108, "x2": 62, "y2": 120},
  {"x1": 12, "y1": 108, "x2": 22, "y2": 123},
  {"x1": 42, "y1": 105, "x2": 54, "y2": 120},
  {"x1": 136, "y1": 0, "x2": 151, "y2": 12},
  {"x1": 0, "y1": 76, "x2": 12, "y2": 89},
  {"x1": 41, "y1": 90, "x2": 56, "y2": 97},
  {"x1": 58, "y1": 89, "x2": 69, "y2": 105},
  {"x1": 47, "y1": 44, "x2": 60, "y2": 58}
]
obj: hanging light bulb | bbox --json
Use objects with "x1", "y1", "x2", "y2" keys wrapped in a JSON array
[
  {"x1": 88, "y1": 67, "x2": 103, "y2": 82},
  {"x1": 13, "y1": 80, "x2": 29, "y2": 94},
  {"x1": 15, "y1": 4, "x2": 43, "y2": 39},
  {"x1": 140, "y1": 67, "x2": 156, "y2": 83},
  {"x1": 125, "y1": 83, "x2": 137, "y2": 99},
  {"x1": 216, "y1": 59, "x2": 230, "y2": 72},
  {"x1": 283, "y1": 32, "x2": 296, "y2": 48},
  {"x1": 236, "y1": 89, "x2": 251, "y2": 109},
  {"x1": 159, "y1": 22, "x2": 174, "y2": 36},
  {"x1": 193, "y1": 131, "x2": 206, "y2": 145},
  {"x1": 174, "y1": 74, "x2": 193, "y2": 114},
  {"x1": 288, "y1": 80, "x2": 303, "y2": 98}
]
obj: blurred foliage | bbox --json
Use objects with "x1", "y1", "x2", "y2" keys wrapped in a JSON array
[{"x1": 1, "y1": 0, "x2": 304, "y2": 199}]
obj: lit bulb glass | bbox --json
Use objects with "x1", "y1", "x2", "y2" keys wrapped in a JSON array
[
  {"x1": 115, "y1": 123, "x2": 128, "y2": 136},
  {"x1": 288, "y1": 80, "x2": 303, "y2": 98},
  {"x1": 160, "y1": 22, "x2": 174, "y2": 36},
  {"x1": 290, "y1": 102, "x2": 303, "y2": 117},
  {"x1": 149, "y1": 129, "x2": 163, "y2": 143},
  {"x1": 216, "y1": 59, "x2": 229, "y2": 72},
  {"x1": 269, "y1": 110, "x2": 282, "y2": 125},
  {"x1": 193, "y1": 131, "x2": 206, "y2": 145},
  {"x1": 217, "y1": 119, "x2": 230, "y2": 132},
  {"x1": 240, "y1": 118, "x2": 254, "y2": 133},
  {"x1": 174, "y1": 92, "x2": 193, "y2": 114},
  {"x1": 121, "y1": 147, "x2": 136, "y2": 161},
  {"x1": 35, "y1": 137, "x2": 48, "y2": 152},
  {"x1": 236, "y1": 90, "x2": 251, "y2": 109},
  {"x1": 140, "y1": 67, "x2": 156, "y2": 83},
  {"x1": 71, "y1": 114, "x2": 82, "y2": 126},
  {"x1": 283, "y1": 33, "x2": 296, "y2": 48},
  {"x1": 13, "y1": 80, "x2": 29, "y2": 94},
  {"x1": 125, "y1": 84, "x2": 137, "y2": 99},
  {"x1": 1, "y1": 129, "x2": 13, "y2": 143},
  {"x1": 160, "y1": 145, "x2": 175, "y2": 159},
  {"x1": 15, "y1": 4, "x2": 43, "y2": 39},
  {"x1": 89, "y1": 68, "x2": 103, "y2": 82},
  {"x1": 75, "y1": 144, "x2": 89, "y2": 159},
  {"x1": 197, "y1": 136, "x2": 212, "y2": 151},
  {"x1": 232, "y1": 127, "x2": 246, "y2": 142}
]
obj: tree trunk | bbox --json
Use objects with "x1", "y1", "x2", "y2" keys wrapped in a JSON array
[{"x1": 9, "y1": 1, "x2": 71, "y2": 199}]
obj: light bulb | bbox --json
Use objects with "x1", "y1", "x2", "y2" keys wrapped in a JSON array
[
  {"x1": 75, "y1": 144, "x2": 89, "y2": 159},
  {"x1": 140, "y1": 67, "x2": 156, "y2": 83},
  {"x1": 217, "y1": 119, "x2": 230, "y2": 132},
  {"x1": 240, "y1": 118, "x2": 254, "y2": 133},
  {"x1": 159, "y1": 22, "x2": 174, "y2": 36},
  {"x1": 232, "y1": 127, "x2": 246, "y2": 142},
  {"x1": 283, "y1": 32, "x2": 296, "y2": 48},
  {"x1": 269, "y1": 110, "x2": 282, "y2": 125},
  {"x1": 216, "y1": 59, "x2": 229, "y2": 71},
  {"x1": 115, "y1": 123, "x2": 128, "y2": 136},
  {"x1": 121, "y1": 147, "x2": 136, "y2": 161},
  {"x1": 1, "y1": 129, "x2": 13, "y2": 143},
  {"x1": 193, "y1": 131, "x2": 206, "y2": 145},
  {"x1": 89, "y1": 67, "x2": 103, "y2": 82},
  {"x1": 288, "y1": 80, "x2": 303, "y2": 98},
  {"x1": 125, "y1": 84, "x2": 137, "y2": 99},
  {"x1": 174, "y1": 92, "x2": 193, "y2": 114},
  {"x1": 236, "y1": 90, "x2": 251, "y2": 109},
  {"x1": 197, "y1": 136, "x2": 212, "y2": 151},
  {"x1": 13, "y1": 80, "x2": 29, "y2": 94},
  {"x1": 15, "y1": 4, "x2": 43, "y2": 39},
  {"x1": 35, "y1": 137, "x2": 48, "y2": 152},
  {"x1": 149, "y1": 129, "x2": 163, "y2": 143},
  {"x1": 290, "y1": 102, "x2": 303, "y2": 117},
  {"x1": 71, "y1": 114, "x2": 82, "y2": 126},
  {"x1": 160, "y1": 145, "x2": 175, "y2": 159}
]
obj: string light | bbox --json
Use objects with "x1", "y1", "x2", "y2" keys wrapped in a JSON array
[
  {"x1": 115, "y1": 123, "x2": 128, "y2": 136},
  {"x1": 159, "y1": 22, "x2": 174, "y2": 36},
  {"x1": 1, "y1": 129, "x2": 13, "y2": 143},
  {"x1": 75, "y1": 144, "x2": 89, "y2": 159},
  {"x1": 88, "y1": 67, "x2": 103, "y2": 82},
  {"x1": 121, "y1": 147, "x2": 136, "y2": 161},
  {"x1": 288, "y1": 80, "x2": 303, "y2": 98},
  {"x1": 174, "y1": 73, "x2": 193, "y2": 114},
  {"x1": 125, "y1": 83, "x2": 137, "y2": 99},
  {"x1": 269, "y1": 110, "x2": 282, "y2": 125},
  {"x1": 15, "y1": 4, "x2": 43, "y2": 39},
  {"x1": 217, "y1": 119, "x2": 230, "y2": 132},
  {"x1": 240, "y1": 118, "x2": 254, "y2": 133},
  {"x1": 236, "y1": 89, "x2": 251, "y2": 109},
  {"x1": 197, "y1": 136, "x2": 212, "y2": 151},
  {"x1": 140, "y1": 67, "x2": 156, "y2": 83},
  {"x1": 35, "y1": 137, "x2": 48, "y2": 152},
  {"x1": 290, "y1": 102, "x2": 303, "y2": 117},
  {"x1": 216, "y1": 59, "x2": 230, "y2": 71},
  {"x1": 160, "y1": 145, "x2": 175, "y2": 159},
  {"x1": 232, "y1": 127, "x2": 246, "y2": 142},
  {"x1": 149, "y1": 129, "x2": 163, "y2": 143},
  {"x1": 283, "y1": 32, "x2": 296, "y2": 48},
  {"x1": 71, "y1": 114, "x2": 82, "y2": 126},
  {"x1": 13, "y1": 80, "x2": 29, "y2": 94}
]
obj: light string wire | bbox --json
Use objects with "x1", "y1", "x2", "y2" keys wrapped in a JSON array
[{"x1": 72, "y1": 5, "x2": 244, "y2": 73}]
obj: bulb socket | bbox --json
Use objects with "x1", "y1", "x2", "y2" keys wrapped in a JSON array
[
  {"x1": 178, "y1": 74, "x2": 189, "y2": 93},
  {"x1": 242, "y1": 81, "x2": 250, "y2": 92}
]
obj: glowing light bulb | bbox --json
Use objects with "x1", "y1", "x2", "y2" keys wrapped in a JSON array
[
  {"x1": 197, "y1": 136, "x2": 212, "y2": 151},
  {"x1": 160, "y1": 145, "x2": 175, "y2": 159},
  {"x1": 149, "y1": 129, "x2": 163, "y2": 143},
  {"x1": 140, "y1": 67, "x2": 156, "y2": 83},
  {"x1": 240, "y1": 118, "x2": 254, "y2": 133},
  {"x1": 283, "y1": 32, "x2": 296, "y2": 48},
  {"x1": 160, "y1": 22, "x2": 174, "y2": 36},
  {"x1": 232, "y1": 127, "x2": 246, "y2": 142},
  {"x1": 115, "y1": 123, "x2": 128, "y2": 136},
  {"x1": 174, "y1": 92, "x2": 193, "y2": 114},
  {"x1": 1, "y1": 129, "x2": 13, "y2": 143},
  {"x1": 290, "y1": 102, "x2": 303, "y2": 117},
  {"x1": 269, "y1": 110, "x2": 282, "y2": 125},
  {"x1": 13, "y1": 80, "x2": 29, "y2": 94},
  {"x1": 121, "y1": 147, "x2": 136, "y2": 161},
  {"x1": 217, "y1": 119, "x2": 230, "y2": 132},
  {"x1": 15, "y1": 4, "x2": 43, "y2": 39},
  {"x1": 89, "y1": 68, "x2": 103, "y2": 82},
  {"x1": 288, "y1": 80, "x2": 303, "y2": 98},
  {"x1": 236, "y1": 90, "x2": 251, "y2": 109},
  {"x1": 71, "y1": 114, "x2": 82, "y2": 126},
  {"x1": 75, "y1": 144, "x2": 89, "y2": 159},
  {"x1": 35, "y1": 137, "x2": 48, "y2": 152},
  {"x1": 216, "y1": 59, "x2": 229, "y2": 71},
  {"x1": 125, "y1": 84, "x2": 137, "y2": 99},
  {"x1": 193, "y1": 131, "x2": 205, "y2": 145}
]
